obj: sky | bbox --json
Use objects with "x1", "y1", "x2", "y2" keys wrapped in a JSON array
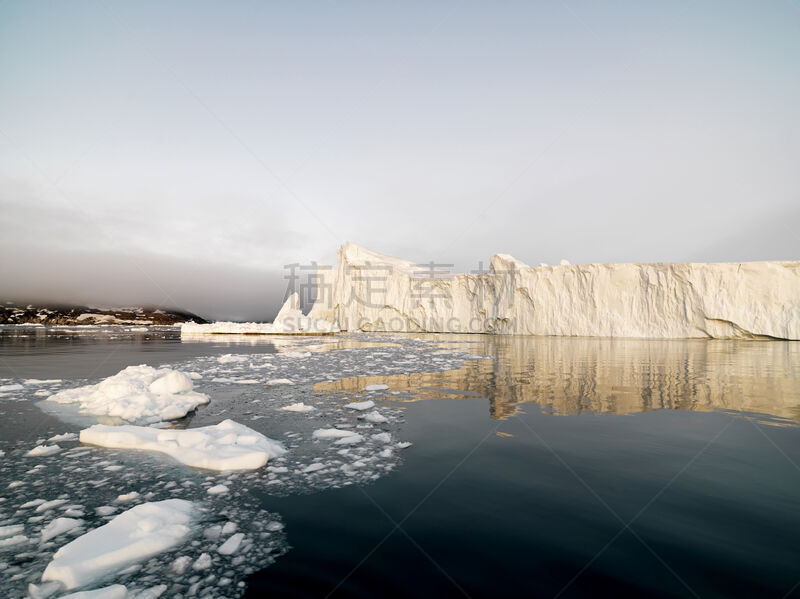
[{"x1": 1, "y1": 1, "x2": 798, "y2": 320}]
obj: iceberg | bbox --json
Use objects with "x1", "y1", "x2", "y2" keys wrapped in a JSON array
[
  {"x1": 79, "y1": 419, "x2": 286, "y2": 471},
  {"x1": 307, "y1": 242, "x2": 800, "y2": 339}
]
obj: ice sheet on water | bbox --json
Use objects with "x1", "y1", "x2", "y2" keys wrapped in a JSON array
[
  {"x1": 0, "y1": 333, "x2": 487, "y2": 597},
  {"x1": 0, "y1": 441, "x2": 287, "y2": 599},
  {"x1": 155, "y1": 333, "x2": 483, "y2": 497},
  {"x1": 0, "y1": 378, "x2": 65, "y2": 402}
]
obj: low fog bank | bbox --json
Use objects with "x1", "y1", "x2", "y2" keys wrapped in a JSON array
[{"x1": 1, "y1": 248, "x2": 289, "y2": 322}]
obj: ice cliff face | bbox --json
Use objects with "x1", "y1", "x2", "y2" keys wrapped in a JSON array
[{"x1": 309, "y1": 242, "x2": 800, "y2": 340}]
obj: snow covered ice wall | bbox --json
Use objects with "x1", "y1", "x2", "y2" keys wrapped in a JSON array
[{"x1": 309, "y1": 242, "x2": 800, "y2": 339}]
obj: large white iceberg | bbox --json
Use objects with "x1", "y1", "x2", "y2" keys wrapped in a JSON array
[
  {"x1": 307, "y1": 242, "x2": 800, "y2": 339},
  {"x1": 180, "y1": 292, "x2": 338, "y2": 336},
  {"x1": 47, "y1": 365, "x2": 209, "y2": 423},
  {"x1": 41, "y1": 499, "x2": 195, "y2": 590},
  {"x1": 79, "y1": 419, "x2": 286, "y2": 470}
]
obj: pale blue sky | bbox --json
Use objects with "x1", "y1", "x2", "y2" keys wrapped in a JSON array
[{"x1": 1, "y1": 1, "x2": 798, "y2": 319}]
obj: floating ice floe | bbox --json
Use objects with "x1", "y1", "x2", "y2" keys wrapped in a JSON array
[
  {"x1": 26, "y1": 444, "x2": 62, "y2": 457},
  {"x1": 37, "y1": 499, "x2": 69, "y2": 513},
  {"x1": 217, "y1": 354, "x2": 249, "y2": 364},
  {"x1": 116, "y1": 492, "x2": 140, "y2": 504},
  {"x1": 364, "y1": 383, "x2": 389, "y2": 391},
  {"x1": 266, "y1": 378, "x2": 294, "y2": 386},
  {"x1": 218, "y1": 532, "x2": 245, "y2": 555},
  {"x1": 312, "y1": 428, "x2": 358, "y2": 440},
  {"x1": 41, "y1": 499, "x2": 196, "y2": 590},
  {"x1": 47, "y1": 365, "x2": 209, "y2": 423},
  {"x1": 281, "y1": 402, "x2": 315, "y2": 412},
  {"x1": 181, "y1": 293, "x2": 338, "y2": 336},
  {"x1": 0, "y1": 534, "x2": 28, "y2": 549},
  {"x1": 207, "y1": 484, "x2": 229, "y2": 495},
  {"x1": 57, "y1": 584, "x2": 128, "y2": 598},
  {"x1": 0, "y1": 523, "x2": 24, "y2": 538},
  {"x1": 363, "y1": 411, "x2": 388, "y2": 423},
  {"x1": 41, "y1": 517, "x2": 84, "y2": 542},
  {"x1": 312, "y1": 428, "x2": 363, "y2": 445},
  {"x1": 80, "y1": 419, "x2": 286, "y2": 471},
  {"x1": 345, "y1": 400, "x2": 375, "y2": 411}
]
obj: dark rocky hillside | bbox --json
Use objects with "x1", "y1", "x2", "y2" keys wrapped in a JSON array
[{"x1": 0, "y1": 303, "x2": 208, "y2": 326}]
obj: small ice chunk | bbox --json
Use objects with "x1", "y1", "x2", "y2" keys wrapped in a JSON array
[
  {"x1": 116, "y1": 492, "x2": 140, "y2": 503},
  {"x1": 129, "y1": 583, "x2": 167, "y2": 599},
  {"x1": 363, "y1": 411, "x2": 388, "y2": 423},
  {"x1": 267, "y1": 378, "x2": 294, "y2": 386},
  {"x1": 0, "y1": 534, "x2": 28, "y2": 548},
  {"x1": 345, "y1": 400, "x2": 375, "y2": 411},
  {"x1": 302, "y1": 463, "x2": 326, "y2": 473},
  {"x1": 204, "y1": 525, "x2": 222, "y2": 541},
  {"x1": 26, "y1": 581, "x2": 63, "y2": 599},
  {"x1": 217, "y1": 354, "x2": 249, "y2": 364},
  {"x1": 207, "y1": 484, "x2": 229, "y2": 495},
  {"x1": 312, "y1": 428, "x2": 359, "y2": 440},
  {"x1": 48, "y1": 432, "x2": 78, "y2": 442},
  {"x1": 192, "y1": 552, "x2": 212, "y2": 570},
  {"x1": 26, "y1": 444, "x2": 62, "y2": 457},
  {"x1": 41, "y1": 517, "x2": 84, "y2": 542},
  {"x1": 364, "y1": 384, "x2": 389, "y2": 391},
  {"x1": 37, "y1": 499, "x2": 69, "y2": 513},
  {"x1": 396, "y1": 442, "x2": 412, "y2": 449},
  {"x1": 334, "y1": 434, "x2": 364, "y2": 445},
  {"x1": 170, "y1": 555, "x2": 192, "y2": 575},
  {"x1": 58, "y1": 584, "x2": 128, "y2": 598},
  {"x1": 0, "y1": 524, "x2": 24, "y2": 538},
  {"x1": 281, "y1": 402, "x2": 315, "y2": 412},
  {"x1": 371, "y1": 432, "x2": 392, "y2": 444},
  {"x1": 95, "y1": 506, "x2": 116, "y2": 516},
  {"x1": 217, "y1": 532, "x2": 244, "y2": 555},
  {"x1": 41, "y1": 499, "x2": 195, "y2": 590},
  {"x1": 24, "y1": 379, "x2": 62, "y2": 385},
  {"x1": 221, "y1": 522, "x2": 237, "y2": 535},
  {"x1": 0, "y1": 383, "x2": 23, "y2": 392}
]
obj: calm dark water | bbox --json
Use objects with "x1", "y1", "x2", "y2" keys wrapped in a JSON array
[{"x1": 1, "y1": 327, "x2": 799, "y2": 598}]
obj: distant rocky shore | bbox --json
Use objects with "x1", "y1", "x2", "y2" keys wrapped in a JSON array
[{"x1": 0, "y1": 303, "x2": 207, "y2": 326}]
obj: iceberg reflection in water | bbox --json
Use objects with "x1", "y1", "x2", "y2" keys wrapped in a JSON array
[{"x1": 315, "y1": 335, "x2": 800, "y2": 423}]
